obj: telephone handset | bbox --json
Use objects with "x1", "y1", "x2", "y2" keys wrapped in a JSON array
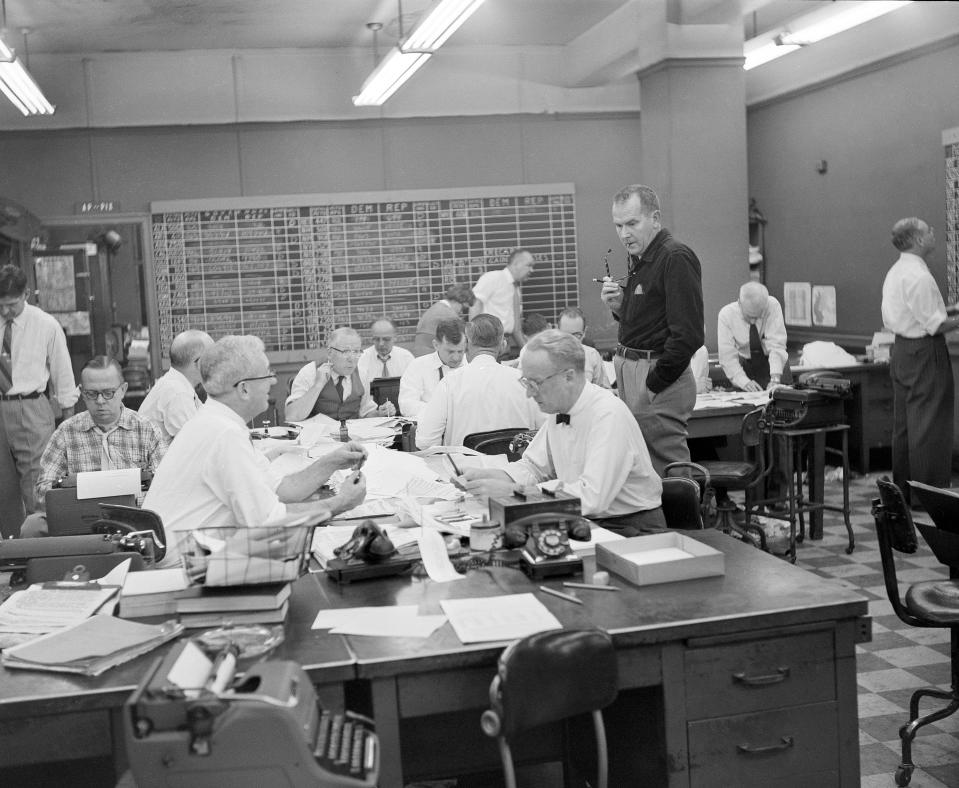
[
  {"x1": 505, "y1": 513, "x2": 590, "y2": 579},
  {"x1": 333, "y1": 520, "x2": 397, "y2": 563}
]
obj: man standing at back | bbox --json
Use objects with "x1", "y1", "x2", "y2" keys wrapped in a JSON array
[
  {"x1": 0, "y1": 264, "x2": 79, "y2": 538},
  {"x1": 601, "y1": 185, "x2": 704, "y2": 473},
  {"x1": 470, "y1": 248, "x2": 535, "y2": 351},
  {"x1": 138, "y1": 329, "x2": 214, "y2": 441},
  {"x1": 881, "y1": 217, "x2": 959, "y2": 502}
]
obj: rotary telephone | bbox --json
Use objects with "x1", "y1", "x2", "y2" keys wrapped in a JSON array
[{"x1": 503, "y1": 513, "x2": 591, "y2": 579}]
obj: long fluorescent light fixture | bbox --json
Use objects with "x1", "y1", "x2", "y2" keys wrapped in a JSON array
[
  {"x1": 744, "y1": 1, "x2": 911, "y2": 71},
  {"x1": 353, "y1": 0, "x2": 486, "y2": 106},
  {"x1": 0, "y1": 38, "x2": 55, "y2": 115}
]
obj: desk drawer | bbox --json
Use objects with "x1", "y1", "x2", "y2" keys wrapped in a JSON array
[
  {"x1": 687, "y1": 701, "x2": 839, "y2": 787},
  {"x1": 684, "y1": 629, "x2": 836, "y2": 718}
]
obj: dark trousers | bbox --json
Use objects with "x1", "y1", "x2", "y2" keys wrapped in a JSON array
[
  {"x1": 0, "y1": 396, "x2": 56, "y2": 539},
  {"x1": 890, "y1": 334, "x2": 954, "y2": 499}
]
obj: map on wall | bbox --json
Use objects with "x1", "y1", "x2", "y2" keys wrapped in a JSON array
[{"x1": 150, "y1": 184, "x2": 578, "y2": 362}]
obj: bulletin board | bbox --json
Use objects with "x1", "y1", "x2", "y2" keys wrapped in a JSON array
[{"x1": 150, "y1": 184, "x2": 578, "y2": 362}]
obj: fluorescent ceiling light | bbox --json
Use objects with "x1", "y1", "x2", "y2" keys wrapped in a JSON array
[
  {"x1": 744, "y1": 1, "x2": 911, "y2": 71},
  {"x1": 353, "y1": 0, "x2": 486, "y2": 106},
  {"x1": 0, "y1": 37, "x2": 55, "y2": 115}
]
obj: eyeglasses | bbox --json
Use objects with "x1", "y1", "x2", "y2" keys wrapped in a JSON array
[
  {"x1": 81, "y1": 388, "x2": 121, "y2": 402},
  {"x1": 519, "y1": 368, "x2": 571, "y2": 393},
  {"x1": 233, "y1": 370, "x2": 277, "y2": 387},
  {"x1": 330, "y1": 347, "x2": 362, "y2": 357}
]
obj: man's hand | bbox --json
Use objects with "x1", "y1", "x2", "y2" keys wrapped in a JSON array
[
  {"x1": 376, "y1": 400, "x2": 396, "y2": 417},
  {"x1": 600, "y1": 276, "x2": 623, "y2": 311},
  {"x1": 742, "y1": 379, "x2": 763, "y2": 393},
  {"x1": 331, "y1": 470, "x2": 367, "y2": 515},
  {"x1": 325, "y1": 441, "x2": 368, "y2": 470},
  {"x1": 459, "y1": 468, "x2": 517, "y2": 498},
  {"x1": 765, "y1": 378, "x2": 784, "y2": 391}
]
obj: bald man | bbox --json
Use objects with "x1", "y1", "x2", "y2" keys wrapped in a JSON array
[
  {"x1": 717, "y1": 282, "x2": 790, "y2": 392},
  {"x1": 138, "y1": 329, "x2": 215, "y2": 441}
]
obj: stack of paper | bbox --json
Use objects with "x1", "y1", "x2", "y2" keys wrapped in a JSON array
[
  {"x1": 118, "y1": 567, "x2": 191, "y2": 619},
  {"x1": 2, "y1": 614, "x2": 183, "y2": 676},
  {"x1": 0, "y1": 583, "x2": 119, "y2": 634}
]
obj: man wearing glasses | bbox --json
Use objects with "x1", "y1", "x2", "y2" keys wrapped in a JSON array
[
  {"x1": 556, "y1": 306, "x2": 610, "y2": 388},
  {"x1": 0, "y1": 264, "x2": 79, "y2": 538},
  {"x1": 21, "y1": 356, "x2": 166, "y2": 537},
  {"x1": 137, "y1": 329, "x2": 214, "y2": 441},
  {"x1": 285, "y1": 327, "x2": 394, "y2": 423},
  {"x1": 460, "y1": 330, "x2": 665, "y2": 535},
  {"x1": 143, "y1": 335, "x2": 367, "y2": 566}
]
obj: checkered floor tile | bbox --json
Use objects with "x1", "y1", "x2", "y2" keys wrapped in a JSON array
[{"x1": 782, "y1": 469, "x2": 959, "y2": 787}]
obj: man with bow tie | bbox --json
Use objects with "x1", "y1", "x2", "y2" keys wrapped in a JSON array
[{"x1": 461, "y1": 329, "x2": 664, "y2": 535}]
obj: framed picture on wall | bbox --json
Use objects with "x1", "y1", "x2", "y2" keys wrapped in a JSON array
[
  {"x1": 812, "y1": 285, "x2": 837, "y2": 327},
  {"x1": 784, "y1": 282, "x2": 811, "y2": 326}
]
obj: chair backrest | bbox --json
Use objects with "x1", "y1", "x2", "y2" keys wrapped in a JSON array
[
  {"x1": 661, "y1": 476, "x2": 705, "y2": 529},
  {"x1": 95, "y1": 503, "x2": 167, "y2": 562},
  {"x1": 741, "y1": 406, "x2": 767, "y2": 447},
  {"x1": 908, "y1": 481, "x2": 959, "y2": 568},
  {"x1": 369, "y1": 376, "x2": 402, "y2": 412},
  {"x1": 662, "y1": 461, "x2": 716, "y2": 526},
  {"x1": 872, "y1": 477, "x2": 924, "y2": 627},
  {"x1": 464, "y1": 428, "x2": 532, "y2": 462}
]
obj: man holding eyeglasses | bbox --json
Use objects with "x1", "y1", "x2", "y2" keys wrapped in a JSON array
[
  {"x1": 144, "y1": 336, "x2": 367, "y2": 566},
  {"x1": 137, "y1": 329, "x2": 214, "y2": 441},
  {"x1": 285, "y1": 327, "x2": 394, "y2": 423},
  {"x1": 461, "y1": 330, "x2": 665, "y2": 535},
  {"x1": 0, "y1": 264, "x2": 79, "y2": 538},
  {"x1": 21, "y1": 356, "x2": 166, "y2": 537}
]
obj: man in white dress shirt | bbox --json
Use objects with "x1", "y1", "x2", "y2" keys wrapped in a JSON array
[
  {"x1": 0, "y1": 264, "x2": 79, "y2": 538},
  {"x1": 398, "y1": 318, "x2": 467, "y2": 419},
  {"x1": 556, "y1": 306, "x2": 610, "y2": 388},
  {"x1": 137, "y1": 329, "x2": 214, "y2": 441},
  {"x1": 717, "y1": 282, "x2": 789, "y2": 392},
  {"x1": 461, "y1": 329, "x2": 664, "y2": 534},
  {"x1": 881, "y1": 217, "x2": 959, "y2": 501},
  {"x1": 356, "y1": 317, "x2": 413, "y2": 387},
  {"x1": 415, "y1": 314, "x2": 543, "y2": 449},
  {"x1": 470, "y1": 248, "x2": 535, "y2": 350},
  {"x1": 285, "y1": 327, "x2": 394, "y2": 422},
  {"x1": 144, "y1": 335, "x2": 367, "y2": 566}
]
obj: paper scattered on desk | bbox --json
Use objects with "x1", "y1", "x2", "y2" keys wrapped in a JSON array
[
  {"x1": 695, "y1": 390, "x2": 770, "y2": 409},
  {"x1": 0, "y1": 583, "x2": 120, "y2": 634},
  {"x1": 312, "y1": 604, "x2": 447, "y2": 637},
  {"x1": 440, "y1": 593, "x2": 562, "y2": 644},
  {"x1": 417, "y1": 528, "x2": 465, "y2": 582}
]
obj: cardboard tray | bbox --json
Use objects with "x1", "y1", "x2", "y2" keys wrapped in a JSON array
[{"x1": 595, "y1": 532, "x2": 724, "y2": 586}]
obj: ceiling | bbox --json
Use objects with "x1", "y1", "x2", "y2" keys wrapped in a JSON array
[{"x1": 2, "y1": 0, "x2": 832, "y2": 55}]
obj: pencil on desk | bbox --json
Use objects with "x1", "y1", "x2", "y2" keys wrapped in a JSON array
[
  {"x1": 562, "y1": 581, "x2": 620, "y2": 592},
  {"x1": 445, "y1": 453, "x2": 463, "y2": 478},
  {"x1": 539, "y1": 585, "x2": 584, "y2": 605}
]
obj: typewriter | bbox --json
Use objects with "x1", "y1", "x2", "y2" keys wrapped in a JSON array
[{"x1": 765, "y1": 372, "x2": 851, "y2": 429}]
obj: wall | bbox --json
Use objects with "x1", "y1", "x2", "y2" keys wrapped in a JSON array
[{"x1": 747, "y1": 41, "x2": 959, "y2": 344}]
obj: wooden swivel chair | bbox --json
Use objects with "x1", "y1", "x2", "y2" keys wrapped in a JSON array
[
  {"x1": 463, "y1": 428, "x2": 536, "y2": 462},
  {"x1": 481, "y1": 628, "x2": 618, "y2": 788},
  {"x1": 872, "y1": 478, "x2": 959, "y2": 787},
  {"x1": 660, "y1": 476, "x2": 706, "y2": 529}
]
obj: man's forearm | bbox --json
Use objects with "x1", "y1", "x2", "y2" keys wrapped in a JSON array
[{"x1": 284, "y1": 386, "x2": 321, "y2": 422}]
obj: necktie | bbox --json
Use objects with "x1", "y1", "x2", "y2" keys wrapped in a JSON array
[
  {"x1": 98, "y1": 427, "x2": 119, "y2": 470},
  {"x1": 0, "y1": 320, "x2": 11, "y2": 394},
  {"x1": 334, "y1": 375, "x2": 344, "y2": 402},
  {"x1": 438, "y1": 366, "x2": 444, "y2": 381},
  {"x1": 380, "y1": 356, "x2": 391, "y2": 378},
  {"x1": 556, "y1": 413, "x2": 571, "y2": 425},
  {"x1": 512, "y1": 282, "x2": 522, "y2": 333},
  {"x1": 748, "y1": 321, "x2": 764, "y2": 363}
]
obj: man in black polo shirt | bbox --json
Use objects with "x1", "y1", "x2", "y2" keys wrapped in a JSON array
[{"x1": 601, "y1": 184, "x2": 704, "y2": 473}]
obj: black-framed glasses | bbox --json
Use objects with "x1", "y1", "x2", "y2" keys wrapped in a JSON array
[
  {"x1": 330, "y1": 347, "x2": 361, "y2": 357},
  {"x1": 519, "y1": 368, "x2": 571, "y2": 393},
  {"x1": 81, "y1": 387, "x2": 121, "y2": 402},
  {"x1": 233, "y1": 370, "x2": 277, "y2": 387}
]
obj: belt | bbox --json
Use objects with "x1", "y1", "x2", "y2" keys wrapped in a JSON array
[
  {"x1": 0, "y1": 391, "x2": 43, "y2": 401},
  {"x1": 616, "y1": 345, "x2": 661, "y2": 361}
]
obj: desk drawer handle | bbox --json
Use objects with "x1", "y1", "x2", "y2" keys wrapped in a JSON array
[
  {"x1": 732, "y1": 666, "x2": 790, "y2": 686},
  {"x1": 737, "y1": 736, "x2": 794, "y2": 755}
]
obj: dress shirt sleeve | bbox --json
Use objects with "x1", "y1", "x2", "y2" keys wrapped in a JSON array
[
  {"x1": 399, "y1": 364, "x2": 427, "y2": 418},
  {"x1": 356, "y1": 350, "x2": 375, "y2": 388},
  {"x1": 358, "y1": 380, "x2": 378, "y2": 417},
  {"x1": 163, "y1": 391, "x2": 200, "y2": 436},
  {"x1": 647, "y1": 251, "x2": 705, "y2": 392},
  {"x1": 763, "y1": 298, "x2": 789, "y2": 377},
  {"x1": 144, "y1": 423, "x2": 168, "y2": 475},
  {"x1": 471, "y1": 271, "x2": 496, "y2": 307},
  {"x1": 562, "y1": 409, "x2": 638, "y2": 517},
  {"x1": 285, "y1": 363, "x2": 330, "y2": 422},
  {"x1": 504, "y1": 428, "x2": 553, "y2": 486},
  {"x1": 717, "y1": 306, "x2": 750, "y2": 390},
  {"x1": 414, "y1": 378, "x2": 450, "y2": 449},
  {"x1": 906, "y1": 274, "x2": 948, "y2": 335},
  {"x1": 204, "y1": 432, "x2": 286, "y2": 527},
  {"x1": 47, "y1": 321, "x2": 79, "y2": 408},
  {"x1": 36, "y1": 428, "x2": 69, "y2": 499}
]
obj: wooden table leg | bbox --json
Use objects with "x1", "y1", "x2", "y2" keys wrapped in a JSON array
[
  {"x1": 807, "y1": 432, "x2": 827, "y2": 540},
  {"x1": 368, "y1": 677, "x2": 404, "y2": 788}
]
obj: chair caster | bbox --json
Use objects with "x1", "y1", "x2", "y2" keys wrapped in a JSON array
[{"x1": 895, "y1": 763, "x2": 914, "y2": 786}]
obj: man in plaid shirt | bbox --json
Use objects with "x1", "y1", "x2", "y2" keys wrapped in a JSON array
[{"x1": 20, "y1": 356, "x2": 167, "y2": 536}]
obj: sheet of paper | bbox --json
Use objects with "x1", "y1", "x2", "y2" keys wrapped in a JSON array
[
  {"x1": 98, "y1": 557, "x2": 133, "y2": 586},
  {"x1": 417, "y1": 528, "x2": 465, "y2": 582},
  {"x1": 76, "y1": 467, "x2": 141, "y2": 499},
  {"x1": 166, "y1": 639, "x2": 213, "y2": 696},
  {"x1": 312, "y1": 605, "x2": 420, "y2": 630},
  {"x1": 0, "y1": 584, "x2": 120, "y2": 634},
  {"x1": 122, "y1": 567, "x2": 191, "y2": 596},
  {"x1": 330, "y1": 615, "x2": 447, "y2": 638},
  {"x1": 440, "y1": 593, "x2": 562, "y2": 644}
]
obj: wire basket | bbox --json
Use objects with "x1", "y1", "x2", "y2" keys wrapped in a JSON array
[{"x1": 174, "y1": 524, "x2": 315, "y2": 587}]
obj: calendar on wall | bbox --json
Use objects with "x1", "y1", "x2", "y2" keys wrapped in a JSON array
[
  {"x1": 945, "y1": 127, "x2": 959, "y2": 305},
  {"x1": 150, "y1": 184, "x2": 578, "y2": 362}
]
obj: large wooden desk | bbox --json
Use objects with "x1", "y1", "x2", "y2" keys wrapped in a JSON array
[
  {"x1": 687, "y1": 402, "x2": 753, "y2": 440},
  {"x1": 314, "y1": 530, "x2": 869, "y2": 788}
]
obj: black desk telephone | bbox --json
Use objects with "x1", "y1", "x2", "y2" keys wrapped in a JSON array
[
  {"x1": 325, "y1": 520, "x2": 416, "y2": 584},
  {"x1": 504, "y1": 513, "x2": 590, "y2": 580}
]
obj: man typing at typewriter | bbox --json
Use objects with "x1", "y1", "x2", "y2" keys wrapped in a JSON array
[{"x1": 20, "y1": 356, "x2": 168, "y2": 537}]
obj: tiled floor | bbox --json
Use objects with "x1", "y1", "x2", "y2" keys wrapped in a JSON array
[{"x1": 788, "y1": 469, "x2": 959, "y2": 788}]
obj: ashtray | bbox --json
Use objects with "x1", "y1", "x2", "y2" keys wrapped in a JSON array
[{"x1": 194, "y1": 624, "x2": 285, "y2": 664}]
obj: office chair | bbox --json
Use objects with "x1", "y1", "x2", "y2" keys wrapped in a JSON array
[
  {"x1": 664, "y1": 407, "x2": 771, "y2": 549},
  {"x1": 872, "y1": 478, "x2": 959, "y2": 787},
  {"x1": 369, "y1": 376, "x2": 402, "y2": 414},
  {"x1": 94, "y1": 503, "x2": 167, "y2": 563},
  {"x1": 464, "y1": 428, "x2": 536, "y2": 462},
  {"x1": 481, "y1": 628, "x2": 618, "y2": 788},
  {"x1": 660, "y1": 476, "x2": 706, "y2": 529}
]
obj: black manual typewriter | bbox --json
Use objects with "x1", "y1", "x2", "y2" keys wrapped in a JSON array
[{"x1": 765, "y1": 372, "x2": 851, "y2": 429}]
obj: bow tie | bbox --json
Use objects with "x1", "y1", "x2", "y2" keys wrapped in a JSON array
[{"x1": 556, "y1": 413, "x2": 571, "y2": 425}]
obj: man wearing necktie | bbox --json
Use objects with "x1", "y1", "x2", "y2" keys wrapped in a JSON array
[
  {"x1": 717, "y1": 282, "x2": 790, "y2": 392},
  {"x1": 398, "y1": 318, "x2": 468, "y2": 418},
  {"x1": 138, "y1": 329, "x2": 214, "y2": 441},
  {"x1": 21, "y1": 356, "x2": 167, "y2": 537},
  {"x1": 461, "y1": 330, "x2": 665, "y2": 535},
  {"x1": 356, "y1": 317, "x2": 413, "y2": 390},
  {"x1": 0, "y1": 265, "x2": 79, "y2": 538},
  {"x1": 470, "y1": 248, "x2": 535, "y2": 354}
]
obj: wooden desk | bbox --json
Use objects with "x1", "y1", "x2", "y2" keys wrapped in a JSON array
[
  {"x1": 312, "y1": 531, "x2": 869, "y2": 787},
  {"x1": 687, "y1": 402, "x2": 753, "y2": 440}
]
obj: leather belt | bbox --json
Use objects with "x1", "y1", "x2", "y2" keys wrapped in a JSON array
[
  {"x1": 616, "y1": 345, "x2": 661, "y2": 361},
  {"x1": 0, "y1": 391, "x2": 43, "y2": 401}
]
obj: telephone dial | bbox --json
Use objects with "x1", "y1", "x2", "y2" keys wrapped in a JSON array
[{"x1": 503, "y1": 513, "x2": 590, "y2": 580}]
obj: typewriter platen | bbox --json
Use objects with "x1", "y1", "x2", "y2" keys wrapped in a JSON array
[{"x1": 125, "y1": 641, "x2": 379, "y2": 788}]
